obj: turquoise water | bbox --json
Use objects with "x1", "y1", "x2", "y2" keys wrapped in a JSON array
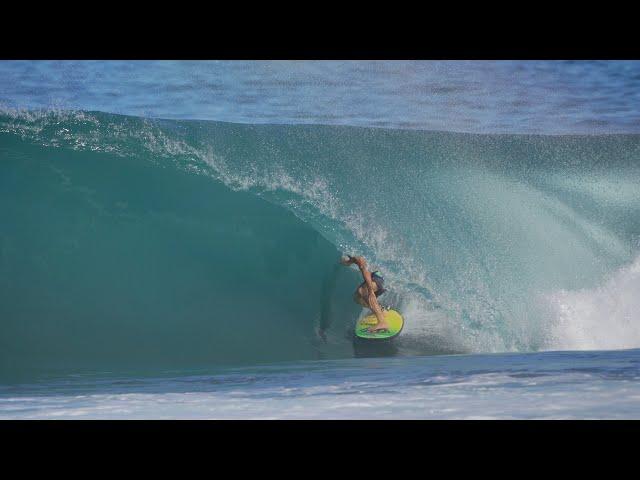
[
  {"x1": 1, "y1": 61, "x2": 640, "y2": 418},
  {"x1": 2, "y1": 109, "x2": 640, "y2": 375}
]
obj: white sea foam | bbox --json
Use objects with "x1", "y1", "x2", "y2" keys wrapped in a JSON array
[
  {"x1": 2, "y1": 350, "x2": 639, "y2": 419},
  {"x1": 546, "y1": 255, "x2": 640, "y2": 351}
]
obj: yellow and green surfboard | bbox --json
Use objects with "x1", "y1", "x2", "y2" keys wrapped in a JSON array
[{"x1": 355, "y1": 309, "x2": 404, "y2": 340}]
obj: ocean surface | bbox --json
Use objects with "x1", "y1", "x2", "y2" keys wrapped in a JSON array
[{"x1": 1, "y1": 60, "x2": 640, "y2": 419}]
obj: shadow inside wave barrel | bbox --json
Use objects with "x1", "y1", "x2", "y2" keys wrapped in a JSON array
[
  {"x1": 351, "y1": 329, "x2": 468, "y2": 358},
  {"x1": 352, "y1": 335, "x2": 400, "y2": 358}
]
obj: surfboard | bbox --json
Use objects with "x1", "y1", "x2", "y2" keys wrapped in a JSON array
[{"x1": 355, "y1": 309, "x2": 404, "y2": 340}]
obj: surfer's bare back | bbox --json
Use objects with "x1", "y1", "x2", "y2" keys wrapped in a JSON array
[{"x1": 341, "y1": 255, "x2": 389, "y2": 333}]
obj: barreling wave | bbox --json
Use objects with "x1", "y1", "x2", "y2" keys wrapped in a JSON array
[{"x1": 1, "y1": 109, "x2": 640, "y2": 378}]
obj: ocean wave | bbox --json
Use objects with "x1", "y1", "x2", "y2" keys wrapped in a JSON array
[{"x1": 1, "y1": 110, "x2": 640, "y2": 377}]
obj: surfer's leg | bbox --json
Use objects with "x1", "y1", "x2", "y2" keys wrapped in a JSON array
[
  {"x1": 367, "y1": 300, "x2": 389, "y2": 332},
  {"x1": 355, "y1": 284, "x2": 389, "y2": 332},
  {"x1": 353, "y1": 286, "x2": 369, "y2": 308}
]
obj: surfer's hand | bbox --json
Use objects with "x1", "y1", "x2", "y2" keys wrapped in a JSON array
[{"x1": 340, "y1": 255, "x2": 353, "y2": 265}]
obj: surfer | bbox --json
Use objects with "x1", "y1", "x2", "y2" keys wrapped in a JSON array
[{"x1": 341, "y1": 255, "x2": 389, "y2": 333}]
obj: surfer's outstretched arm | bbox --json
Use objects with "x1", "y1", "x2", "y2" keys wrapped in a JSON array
[{"x1": 342, "y1": 256, "x2": 389, "y2": 332}]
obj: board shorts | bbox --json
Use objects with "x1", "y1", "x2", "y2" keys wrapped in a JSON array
[{"x1": 358, "y1": 271, "x2": 386, "y2": 297}]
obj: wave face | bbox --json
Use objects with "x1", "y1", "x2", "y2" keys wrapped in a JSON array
[{"x1": 1, "y1": 110, "x2": 640, "y2": 376}]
